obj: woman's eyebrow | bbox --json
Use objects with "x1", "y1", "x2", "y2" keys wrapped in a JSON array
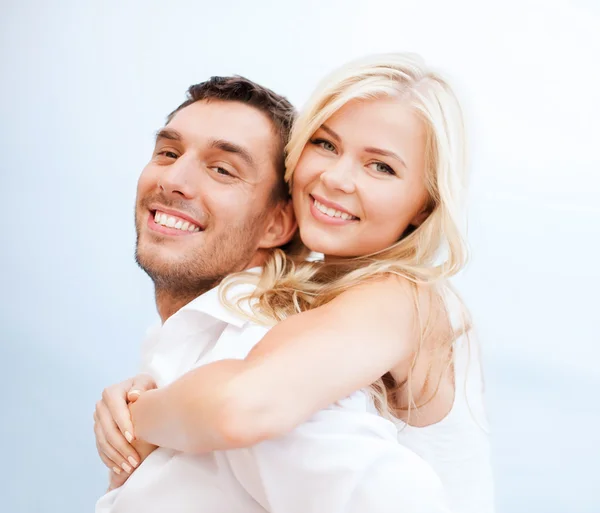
[{"x1": 363, "y1": 147, "x2": 407, "y2": 168}]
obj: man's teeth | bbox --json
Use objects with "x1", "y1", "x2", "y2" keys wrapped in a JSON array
[
  {"x1": 154, "y1": 211, "x2": 200, "y2": 232},
  {"x1": 313, "y1": 199, "x2": 356, "y2": 220}
]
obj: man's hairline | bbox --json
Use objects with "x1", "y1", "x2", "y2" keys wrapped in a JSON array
[{"x1": 164, "y1": 98, "x2": 288, "y2": 203}]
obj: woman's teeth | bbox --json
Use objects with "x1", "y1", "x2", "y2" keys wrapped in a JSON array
[{"x1": 313, "y1": 199, "x2": 357, "y2": 220}]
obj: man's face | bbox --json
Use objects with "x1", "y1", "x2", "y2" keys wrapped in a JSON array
[{"x1": 135, "y1": 99, "x2": 282, "y2": 294}]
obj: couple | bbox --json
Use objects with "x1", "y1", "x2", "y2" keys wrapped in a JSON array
[{"x1": 93, "y1": 53, "x2": 494, "y2": 513}]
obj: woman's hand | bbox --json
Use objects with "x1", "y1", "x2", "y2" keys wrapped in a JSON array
[
  {"x1": 107, "y1": 467, "x2": 128, "y2": 492},
  {"x1": 107, "y1": 440, "x2": 157, "y2": 492},
  {"x1": 94, "y1": 374, "x2": 158, "y2": 478},
  {"x1": 105, "y1": 439, "x2": 159, "y2": 491}
]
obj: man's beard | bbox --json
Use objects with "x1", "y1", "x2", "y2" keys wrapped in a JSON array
[{"x1": 135, "y1": 214, "x2": 263, "y2": 300}]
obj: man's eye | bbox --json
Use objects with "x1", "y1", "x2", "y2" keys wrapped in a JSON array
[
  {"x1": 158, "y1": 150, "x2": 178, "y2": 159},
  {"x1": 211, "y1": 166, "x2": 234, "y2": 177}
]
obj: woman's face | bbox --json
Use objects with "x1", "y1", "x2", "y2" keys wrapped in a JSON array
[{"x1": 292, "y1": 98, "x2": 430, "y2": 258}]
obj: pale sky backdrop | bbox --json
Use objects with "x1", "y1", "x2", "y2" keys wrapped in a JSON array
[{"x1": 1, "y1": 1, "x2": 599, "y2": 512}]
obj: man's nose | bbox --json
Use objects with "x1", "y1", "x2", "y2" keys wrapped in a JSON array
[
  {"x1": 319, "y1": 156, "x2": 356, "y2": 194},
  {"x1": 158, "y1": 156, "x2": 197, "y2": 198}
]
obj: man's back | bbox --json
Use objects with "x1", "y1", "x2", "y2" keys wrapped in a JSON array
[
  {"x1": 97, "y1": 446, "x2": 266, "y2": 512},
  {"x1": 96, "y1": 284, "x2": 450, "y2": 513}
]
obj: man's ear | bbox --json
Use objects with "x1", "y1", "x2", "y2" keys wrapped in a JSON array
[{"x1": 258, "y1": 199, "x2": 297, "y2": 249}]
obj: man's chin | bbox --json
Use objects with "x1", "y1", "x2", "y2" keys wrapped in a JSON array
[
  {"x1": 136, "y1": 256, "x2": 186, "y2": 287},
  {"x1": 137, "y1": 249, "x2": 184, "y2": 273}
]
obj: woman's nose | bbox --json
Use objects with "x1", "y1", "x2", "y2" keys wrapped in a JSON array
[{"x1": 319, "y1": 157, "x2": 356, "y2": 194}]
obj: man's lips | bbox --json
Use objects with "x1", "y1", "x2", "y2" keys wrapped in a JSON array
[
  {"x1": 147, "y1": 207, "x2": 204, "y2": 235},
  {"x1": 149, "y1": 205, "x2": 205, "y2": 229}
]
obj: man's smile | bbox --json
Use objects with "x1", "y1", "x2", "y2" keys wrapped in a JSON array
[{"x1": 146, "y1": 207, "x2": 204, "y2": 236}]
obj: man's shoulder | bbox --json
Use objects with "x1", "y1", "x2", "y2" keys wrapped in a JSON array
[
  {"x1": 182, "y1": 269, "x2": 266, "y2": 329},
  {"x1": 204, "y1": 319, "x2": 272, "y2": 363}
]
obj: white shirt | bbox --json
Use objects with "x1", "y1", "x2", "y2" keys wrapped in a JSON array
[{"x1": 96, "y1": 282, "x2": 451, "y2": 513}]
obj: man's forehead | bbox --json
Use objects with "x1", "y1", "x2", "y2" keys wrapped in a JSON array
[{"x1": 166, "y1": 100, "x2": 276, "y2": 147}]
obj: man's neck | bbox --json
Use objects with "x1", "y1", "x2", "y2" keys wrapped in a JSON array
[
  {"x1": 155, "y1": 284, "x2": 214, "y2": 323},
  {"x1": 153, "y1": 251, "x2": 269, "y2": 323}
]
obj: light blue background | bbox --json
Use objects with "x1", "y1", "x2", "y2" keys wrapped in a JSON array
[{"x1": 1, "y1": 1, "x2": 599, "y2": 512}]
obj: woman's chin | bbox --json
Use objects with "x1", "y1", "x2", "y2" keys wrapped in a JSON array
[{"x1": 302, "y1": 239, "x2": 356, "y2": 260}]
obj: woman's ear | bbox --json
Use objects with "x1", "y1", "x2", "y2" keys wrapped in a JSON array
[
  {"x1": 410, "y1": 209, "x2": 430, "y2": 228},
  {"x1": 410, "y1": 199, "x2": 435, "y2": 228},
  {"x1": 258, "y1": 199, "x2": 298, "y2": 249}
]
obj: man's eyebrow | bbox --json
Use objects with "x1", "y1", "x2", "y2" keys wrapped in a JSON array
[
  {"x1": 209, "y1": 139, "x2": 256, "y2": 168},
  {"x1": 155, "y1": 128, "x2": 183, "y2": 143},
  {"x1": 364, "y1": 147, "x2": 407, "y2": 169}
]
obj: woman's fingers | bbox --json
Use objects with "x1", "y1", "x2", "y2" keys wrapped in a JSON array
[
  {"x1": 95, "y1": 439, "x2": 123, "y2": 476},
  {"x1": 94, "y1": 374, "x2": 157, "y2": 480},
  {"x1": 95, "y1": 400, "x2": 140, "y2": 473},
  {"x1": 127, "y1": 373, "x2": 157, "y2": 404},
  {"x1": 94, "y1": 413, "x2": 133, "y2": 474},
  {"x1": 107, "y1": 468, "x2": 129, "y2": 491},
  {"x1": 94, "y1": 410, "x2": 121, "y2": 471},
  {"x1": 102, "y1": 380, "x2": 136, "y2": 443}
]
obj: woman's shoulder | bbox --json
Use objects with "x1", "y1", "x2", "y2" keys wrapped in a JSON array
[
  {"x1": 258, "y1": 274, "x2": 437, "y2": 366},
  {"x1": 329, "y1": 273, "x2": 429, "y2": 308},
  {"x1": 331, "y1": 274, "x2": 450, "y2": 324}
]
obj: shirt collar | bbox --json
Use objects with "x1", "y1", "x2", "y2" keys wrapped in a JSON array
[{"x1": 178, "y1": 268, "x2": 261, "y2": 328}]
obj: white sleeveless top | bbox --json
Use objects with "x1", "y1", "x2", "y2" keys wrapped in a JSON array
[{"x1": 390, "y1": 294, "x2": 495, "y2": 513}]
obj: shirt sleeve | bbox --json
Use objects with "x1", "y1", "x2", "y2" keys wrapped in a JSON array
[
  {"x1": 139, "y1": 324, "x2": 161, "y2": 375},
  {"x1": 224, "y1": 391, "x2": 452, "y2": 513}
]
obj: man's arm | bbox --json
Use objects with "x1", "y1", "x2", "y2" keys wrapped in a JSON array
[{"x1": 225, "y1": 392, "x2": 451, "y2": 513}]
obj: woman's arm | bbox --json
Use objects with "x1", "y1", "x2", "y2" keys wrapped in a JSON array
[{"x1": 130, "y1": 276, "x2": 426, "y2": 453}]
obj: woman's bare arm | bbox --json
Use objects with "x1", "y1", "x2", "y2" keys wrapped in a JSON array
[{"x1": 130, "y1": 276, "x2": 426, "y2": 453}]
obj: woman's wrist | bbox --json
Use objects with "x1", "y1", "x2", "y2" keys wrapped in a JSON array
[{"x1": 129, "y1": 388, "x2": 164, "y2": 444}]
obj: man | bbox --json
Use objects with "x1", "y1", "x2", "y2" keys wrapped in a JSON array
[{"x1": 94, "y1": 76, "x2": 450, "y2": 513}]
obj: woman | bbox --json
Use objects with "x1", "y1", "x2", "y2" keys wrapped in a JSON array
[{"x1": 95, "y1": 53, "x2": 494, "y2": 513}]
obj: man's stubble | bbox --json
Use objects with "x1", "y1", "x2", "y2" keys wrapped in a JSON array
[{"x1": 134, "y1": 209, "x2": 267, "y2": 301}]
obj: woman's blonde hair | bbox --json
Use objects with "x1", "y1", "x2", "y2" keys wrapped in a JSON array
[{"x1": 222, "y1": 52, "x2": 472, "y2": 417}]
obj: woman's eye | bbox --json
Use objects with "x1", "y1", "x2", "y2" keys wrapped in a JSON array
[
  {"x1": 311, "y1": 138, "x2": 336, "y2": 153},
  {"x1": 370, "y1": 161, "x2": 396, "y2": 176}
]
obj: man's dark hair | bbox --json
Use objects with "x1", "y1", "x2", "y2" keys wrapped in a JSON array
[{"x1": 167, "y1": 76, "x2": 296, "y2": 202}]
